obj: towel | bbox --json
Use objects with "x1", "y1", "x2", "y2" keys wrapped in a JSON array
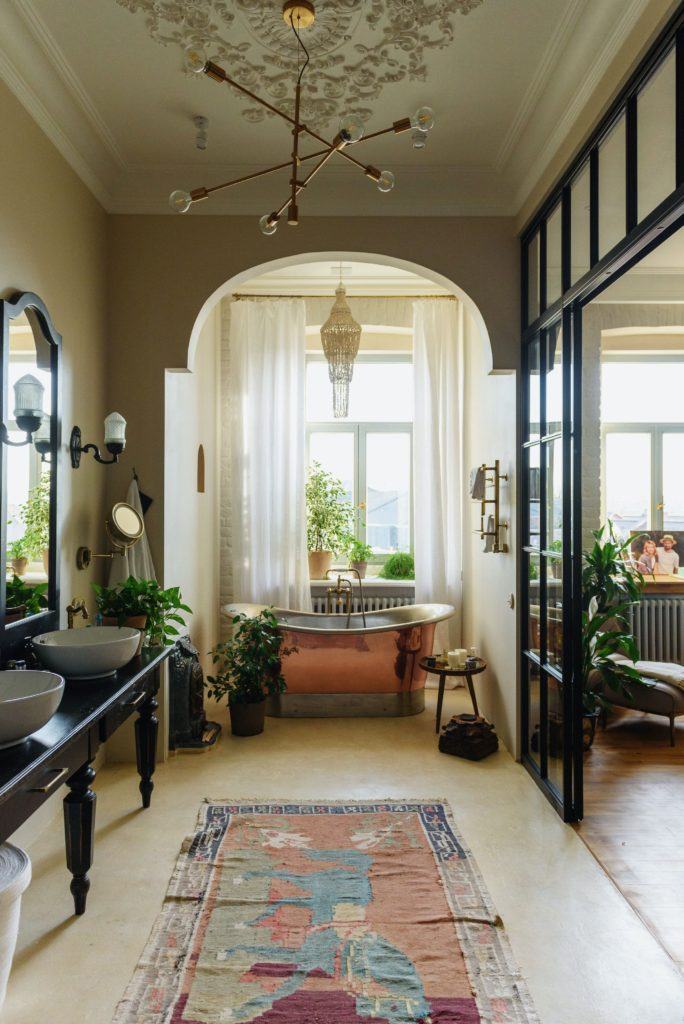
[
  {"x1": 470, "y1": 466, "x2": 486, "y2": 501},
  {"x1": 612, "y1": 655, "x2": 684, "y2": 690},
  {"x1": 483, "y1": 515, "x2": 495, "y2": 553},
  {"x1": 107, "y1": 476, "x2": 157, "y2": 585}
]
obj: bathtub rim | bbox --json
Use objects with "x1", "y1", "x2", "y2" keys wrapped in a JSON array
[{"x1": 221, "y1": 602, "x2": 455, "y2": 636}]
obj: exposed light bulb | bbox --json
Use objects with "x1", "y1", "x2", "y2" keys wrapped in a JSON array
[
  {"x1": 169, "y1": 189, "x2": 192, "y2": 214},
  {"x1": 259, "y1": 214, "x2": 278, "y2": 236},
  {"x1": 184, "y1": 44, "x2": 208, "y2": 74},
  {"x1": 377, "y1": 170, "x2": 395, "y2": 193},
  {"x1": 338, "y1": 114, "x2": 365, "y2": 145},
  {"x1": 411, "y1": 106, "x2": 435, "y2": 133},
  {"x1": 412, "y1": 129, "x2": 427, "y2": 150}
]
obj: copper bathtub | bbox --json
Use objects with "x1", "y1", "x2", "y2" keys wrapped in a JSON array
[{"x1": 223, "y1": 604, "x2": 454, "y2": 717}]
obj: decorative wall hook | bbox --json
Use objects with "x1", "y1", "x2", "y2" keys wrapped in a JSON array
[{"x1": 70, "y1": 413, "x2": 127, "y2": 468}]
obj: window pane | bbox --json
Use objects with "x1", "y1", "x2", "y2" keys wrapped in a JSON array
[
  {"x1": 602, "y1": 362, "x2": 684, "y2": 423},
  {"x1": 308, "y1": 432, "x2": 354, "y2": 504},
  {"x1": 306, "y1": 360, "x2": 412, "y2": 422},
  {"x1": 599, "y1": 114, "x2": 626, "y2": 258},
  {"x1": 527, "y1": 552, "x2": 541, "y2": 659},
  {"x1": 546, "y1": 557, "x2": 563, "y2": 669},
  {"x1": 365, "y1": 432, "x2": 411, "y2": 553},
  {"x1": 604, "y1": 432, "x2": 651, "y2": 535},
  {"x1": 662, "y1": 433, "x2": 684, "y2": 533},
  {"x1": 527, "y1": 658, "x2": 542, "y2": 772},
  {"x1": 547, "y1": 673, "x2": 564, "y2": 796},
  {"x1": 638, "y1": 48, "x2": 676, "y2": 222},
  {"x1": 545, "y1": 438, "x2": 563, "y2": 549},
  {"x1": 527, "y1": 232, "x2": 540, "y2": 324},
  {"x1": 570, "y1": 162, "x2": 590, "y2": 284},
  {"x1": 527, "y1": 444, "x2": 541, "y2": 548},
  {"x1": 545, "y1": 325, "x2": 563, "y2": 435},
  {"x1": 546, "y1": 203, "x2": 562, "y2": 306},
  {"x1": 527, "y1": 336, "x2": 541, "y2": 442}
]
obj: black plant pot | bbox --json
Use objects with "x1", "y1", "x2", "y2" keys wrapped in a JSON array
[{"x1": 229, "y1": 699, "x2": 266, "y2": 737}]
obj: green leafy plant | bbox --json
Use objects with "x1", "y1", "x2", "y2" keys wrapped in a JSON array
[
  {"x1": 6, "y1": 574, "x2": 47, "y2": 616},
  {"x1": 92, "y1": 576, "x2": 191, "y2": 647},
  {"x1": 7, "y1": 537, "x2": 30, "y2": 562},
  {"x1": 17, "y1": 474, "x2": 50, "y2": 557},
  {"x1": 347, "y1": 538, "x2": 373, "y2": 563},
  {"x1": 379, "y1": 552, "x2": 415, "y2": 580},
  {"x1": 207, "y1": 608, "x2": 296, "y2": 707},
  {"x1": 581, "y1": 521, "x2": 646, "y2": 714},
  {"x1": 305, "y1": 461, "x2": 353, "y2": 554}
]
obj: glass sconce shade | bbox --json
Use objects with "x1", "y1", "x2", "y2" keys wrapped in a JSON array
[
  {"x1": 259, "y1": 214, "x2": 279, "y2": 236},
  {"x1": 411, "y1": 129, "x2": 427, "y2": 150},
  {"x1": 411, "y1": 106, "x2": 435, "y2": 133},
  {"x1": 34, "y1": 414, "x2": 51, "y2": 444},
  {"x1": 377, "y1": 170, "x2": 395, "y2": 193},
  {"x1": 184, "y1": 44, "x2": 208, "y2": 74},
  {"x1": 169, "y1": 189, "x2": 192, "y2": 214},
  {"x1": 104, "y1": 412, "x2": 126, "y2": 449},
  {"x1": 13, "y1": 373, "x2": 44, "y2": 424},
  {"x1": 339, "y1": 115, "x2": 365, "y2": 144}
]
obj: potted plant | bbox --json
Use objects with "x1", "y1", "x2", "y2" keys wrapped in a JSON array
[
  {"x1": 7, "y1": 538, "x2": 29, "y2": 577},
  {"x1": 18, "y1": 474, "x2": 50, "y2": 572},
  {"x1": 207, "y1": 608, "x2": 296, "y2": 736},
  {"x1": 305, "y1": 461, "x2": 353, "y2": 579},
  {"x1": 379, "y1": 552, "x2": 415, "y2": 580},
  {"x1": 581, "y1": 522, "x2": 645, "y2": 749},
  {"x1": 5, "y1": 575, "x2": 47, "y2": 622},
  {"x1": 347, "y1": 538, "x2": 373, "y2": 579},
  {"x1": 92, "y1": 577, "x2": 191, "y2": 652}
]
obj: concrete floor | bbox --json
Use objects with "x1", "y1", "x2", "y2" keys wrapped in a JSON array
[{"x1": 4, "y1": 688, "x2": 684, "y2": 1024}]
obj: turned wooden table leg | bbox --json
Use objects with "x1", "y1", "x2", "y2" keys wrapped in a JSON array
[
  {"x1": 435, "y1": 672, "x2": 447, "y2": 734},
  {"x1": 466, "y1": 673, "x2": 480, "y2": 717},
  {"x1": 135, "y1": 691, "x2": 159, "y2": 809},
  {"x1": 63, "y1": 763, "x2": 96, "y2": 916}
]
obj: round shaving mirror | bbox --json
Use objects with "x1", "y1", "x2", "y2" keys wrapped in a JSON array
[{"x1": 108, "y1": 502, "x2": 144, "y2": 547}]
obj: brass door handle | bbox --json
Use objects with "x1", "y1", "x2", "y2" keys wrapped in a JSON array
[{"x1": 30, "y1": 766, "x2": 69, "y2": 794}]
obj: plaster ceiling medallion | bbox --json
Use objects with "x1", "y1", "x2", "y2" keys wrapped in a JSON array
[{"x1": 116, "y1": 0, "x2": 484, "y2": 128}]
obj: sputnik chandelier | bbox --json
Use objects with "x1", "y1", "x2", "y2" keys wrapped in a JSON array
[{"x1": 169, "y1": 0, "x2": 435, "y2": 234}]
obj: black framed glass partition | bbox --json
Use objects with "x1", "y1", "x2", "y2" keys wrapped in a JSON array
[{"x1": 519, "y1": 6, "x2": 684, "y2": 821}]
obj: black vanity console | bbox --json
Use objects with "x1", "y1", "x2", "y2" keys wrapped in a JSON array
[{"x1": 0, "y1": 647, "x2": 172, "y2": 914}]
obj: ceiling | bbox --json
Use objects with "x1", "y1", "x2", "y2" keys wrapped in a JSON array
[{"x1": 0, "y1": 0, "x2": 653, "y2": 216}]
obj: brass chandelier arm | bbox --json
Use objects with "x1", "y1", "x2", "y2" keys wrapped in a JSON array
[{"x1": 270, "y1": 141, "x2": 344, "y2": 222}]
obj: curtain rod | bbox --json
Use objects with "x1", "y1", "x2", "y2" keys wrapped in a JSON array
[{"x1": 231, "y1": 293, "x2": 457, "y2": 300}]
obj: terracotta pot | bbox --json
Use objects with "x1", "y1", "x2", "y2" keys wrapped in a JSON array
[
  {"x1": 350, "y1": 560, "x2": 368, "y2": 579},
  {"x1": 10, "y1": 558, "x2": 28, "y2": 577},
  {"x1": 229, "y1": 699, "x2": 266, "y2": 737},
  {"x1": 308, "y1": 550, "x2": 333, "y2": 579},
  {"x1": 102, "y1": 614, "x2": 147, "y2": 654},
  {"x1": 42, "y1": 549, "x2": 49, "y2": 574},
  {"x1": 5, "y1": 605, "x2": 26, "y2": 624}
]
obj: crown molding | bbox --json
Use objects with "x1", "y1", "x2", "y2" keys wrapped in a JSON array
[{"x1": 494, "y1": 0, "x2": 589, "y2": 173}]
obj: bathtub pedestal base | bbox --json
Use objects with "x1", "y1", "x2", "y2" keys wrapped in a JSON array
[{"x1": 266, "y1": 690, "x2": 425, "y2": 718}]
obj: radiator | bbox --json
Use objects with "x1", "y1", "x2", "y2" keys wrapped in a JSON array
[
  {"x1": 311, "y1": 594, "x2": 415, "y2": 615},
  {"x1": 629, "y1": 598, "x2": 684, "y2": 664}
]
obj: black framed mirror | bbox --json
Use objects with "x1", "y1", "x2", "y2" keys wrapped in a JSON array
[{"x1": 0, "y1": 292, "x2": 60, "y2": 650}]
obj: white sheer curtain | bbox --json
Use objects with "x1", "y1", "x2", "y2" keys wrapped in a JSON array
[
  {"x1": 229, "y1": 299, "x2": 312, "y2": 610},
  {"x1": 413, "y1": 299, "x2": 463, "y2": 650}
]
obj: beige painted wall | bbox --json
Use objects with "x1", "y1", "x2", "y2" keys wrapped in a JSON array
[
  {"x1": 0, "y1": 79, "x2": 108, "y2": 624},
  {"x1": 106, "y1": 215, "x2": 518, "y2": 570},
  {"x1": 462, "y1": 311, "x2": 518, "y2": 755}
]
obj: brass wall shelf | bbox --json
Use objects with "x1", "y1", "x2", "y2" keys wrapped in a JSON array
[{"x1": 474, "y1": 459, "x2": 509, "y2": 553}]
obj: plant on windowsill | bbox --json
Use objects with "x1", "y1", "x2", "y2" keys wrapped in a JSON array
[
  {"x1": 18, "y1": 473, "x2": 51, "y2": 573},
  {"x1": 347, "y1": 538, "x2": 373, "y2": 579},
  {"x1": 92, "y1": 576, "x2": 191, "y2": 652},
  {"x1": 305, "y1": 461, "x2": 353, "y2": 579},
  {"x1": 7, "y1": 537, "x2": 30, "y2": 577},
  {"x1": 5, "y1": 574, "x2": 47, "y2": 622},
  {"x1": 207, "y1": 608, "x2": 297, "y2": 737},
  {"x1": 379, "y1": 552, "x2": 415, "y2": 580},
  {"x1": 581, "y1": 521, "x2": 646, "y2": 750}
]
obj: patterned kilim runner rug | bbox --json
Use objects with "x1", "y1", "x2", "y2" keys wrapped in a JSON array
[{"x1": 113, "y1": 800, "x2": 538, "y2": 1024}]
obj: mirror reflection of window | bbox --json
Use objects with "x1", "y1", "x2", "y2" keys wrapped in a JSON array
[{"x1": 5, "y1": 312, "x2": 52, "y2": 619}]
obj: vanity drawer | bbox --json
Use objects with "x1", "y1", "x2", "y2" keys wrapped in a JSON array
[
  {"x1": 98, "y1": 686, "x2": 149, "y2": 742},
  {"x1": 0, "y1": 733, "x2": 90, "y2": 843}
]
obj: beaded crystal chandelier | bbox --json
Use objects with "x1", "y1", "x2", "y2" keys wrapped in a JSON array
[
  {"x1": 169, "y1": 0, "x2": 435, "y2": 233},
  {"x1": 321, "y1": 281, "x2": 361, "y2": 418}
]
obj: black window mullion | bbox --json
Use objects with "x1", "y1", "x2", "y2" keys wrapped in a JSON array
[
  {"x1": 677, "y1": 25, "x2": 684, "y2": 187},
  {"x1": 626, "y1": 94, "x2": 638, "y2": 232},
  {"x1": 589, "y1": 147, "x2": 599, "y2": 266},
  {"x1": 538, "y1": 329, "x2": 548, "y2": 776},
  {"x1": 539, "y1": 221, "x2": 548, "y2": 314},
  {"x1": 571, "y1": 301, "x2": 584, "y2": 820},
  {"x1": 560, "y1": 306, "x2": 574, "y2": 813},
  {"x1": 561, "y1": 184, "x2": 571, "y2": 295}
]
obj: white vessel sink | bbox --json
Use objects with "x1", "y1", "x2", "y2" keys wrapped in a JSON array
[
  {"x1": 33, "y1": 626, "x2": 141, "y2": 680},
  {"x1": 0, "y1": 671, "x2": 65, "y2": 749}
]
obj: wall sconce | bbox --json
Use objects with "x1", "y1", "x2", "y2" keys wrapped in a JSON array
[
  {"x1": 0, "y1": 373, "x2": 44, "y2": 447},
  {"x1": 33, "y1": 414, "x2": 52, "y2": 463},
  {"x1": 70, "y1": 412, "x2": 126, "y2": 468}
]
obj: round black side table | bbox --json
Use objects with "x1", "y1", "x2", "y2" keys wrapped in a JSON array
[{"x1": 419, "y1": 657, "x2": 487, "y2": 734}]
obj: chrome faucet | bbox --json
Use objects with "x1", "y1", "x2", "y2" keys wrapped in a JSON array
[{"x1": 66, "y1": 598, "x2": 89, "y2": 630}]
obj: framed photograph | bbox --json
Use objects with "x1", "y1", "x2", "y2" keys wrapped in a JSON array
[{"x1": 629, "y1": 530, "x2": 683, "y2": 576}]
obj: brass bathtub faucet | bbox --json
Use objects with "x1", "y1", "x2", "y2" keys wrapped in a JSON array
[{"x1": 324, "y1": 569, "x2": 366, "y2": 628}]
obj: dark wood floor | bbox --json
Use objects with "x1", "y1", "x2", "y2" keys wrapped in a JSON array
[{"x1": 576, "y1": 707, "x2": 684, "y2": 970}]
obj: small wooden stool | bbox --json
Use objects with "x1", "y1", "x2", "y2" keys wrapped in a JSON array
[{"x1": 419, "y1": 657, "x2": 487, "y2": 734}]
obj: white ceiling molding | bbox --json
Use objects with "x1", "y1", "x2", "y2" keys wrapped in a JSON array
[
  {"x1": 513, "y1": 0, "x2": 649, "y2": 212},
  {"x1": 14, "y1": 0, "x2": 128, "y2": 171},
  {"x1": 494, "y1": 0, "x2": 589, "y2": 173}
]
